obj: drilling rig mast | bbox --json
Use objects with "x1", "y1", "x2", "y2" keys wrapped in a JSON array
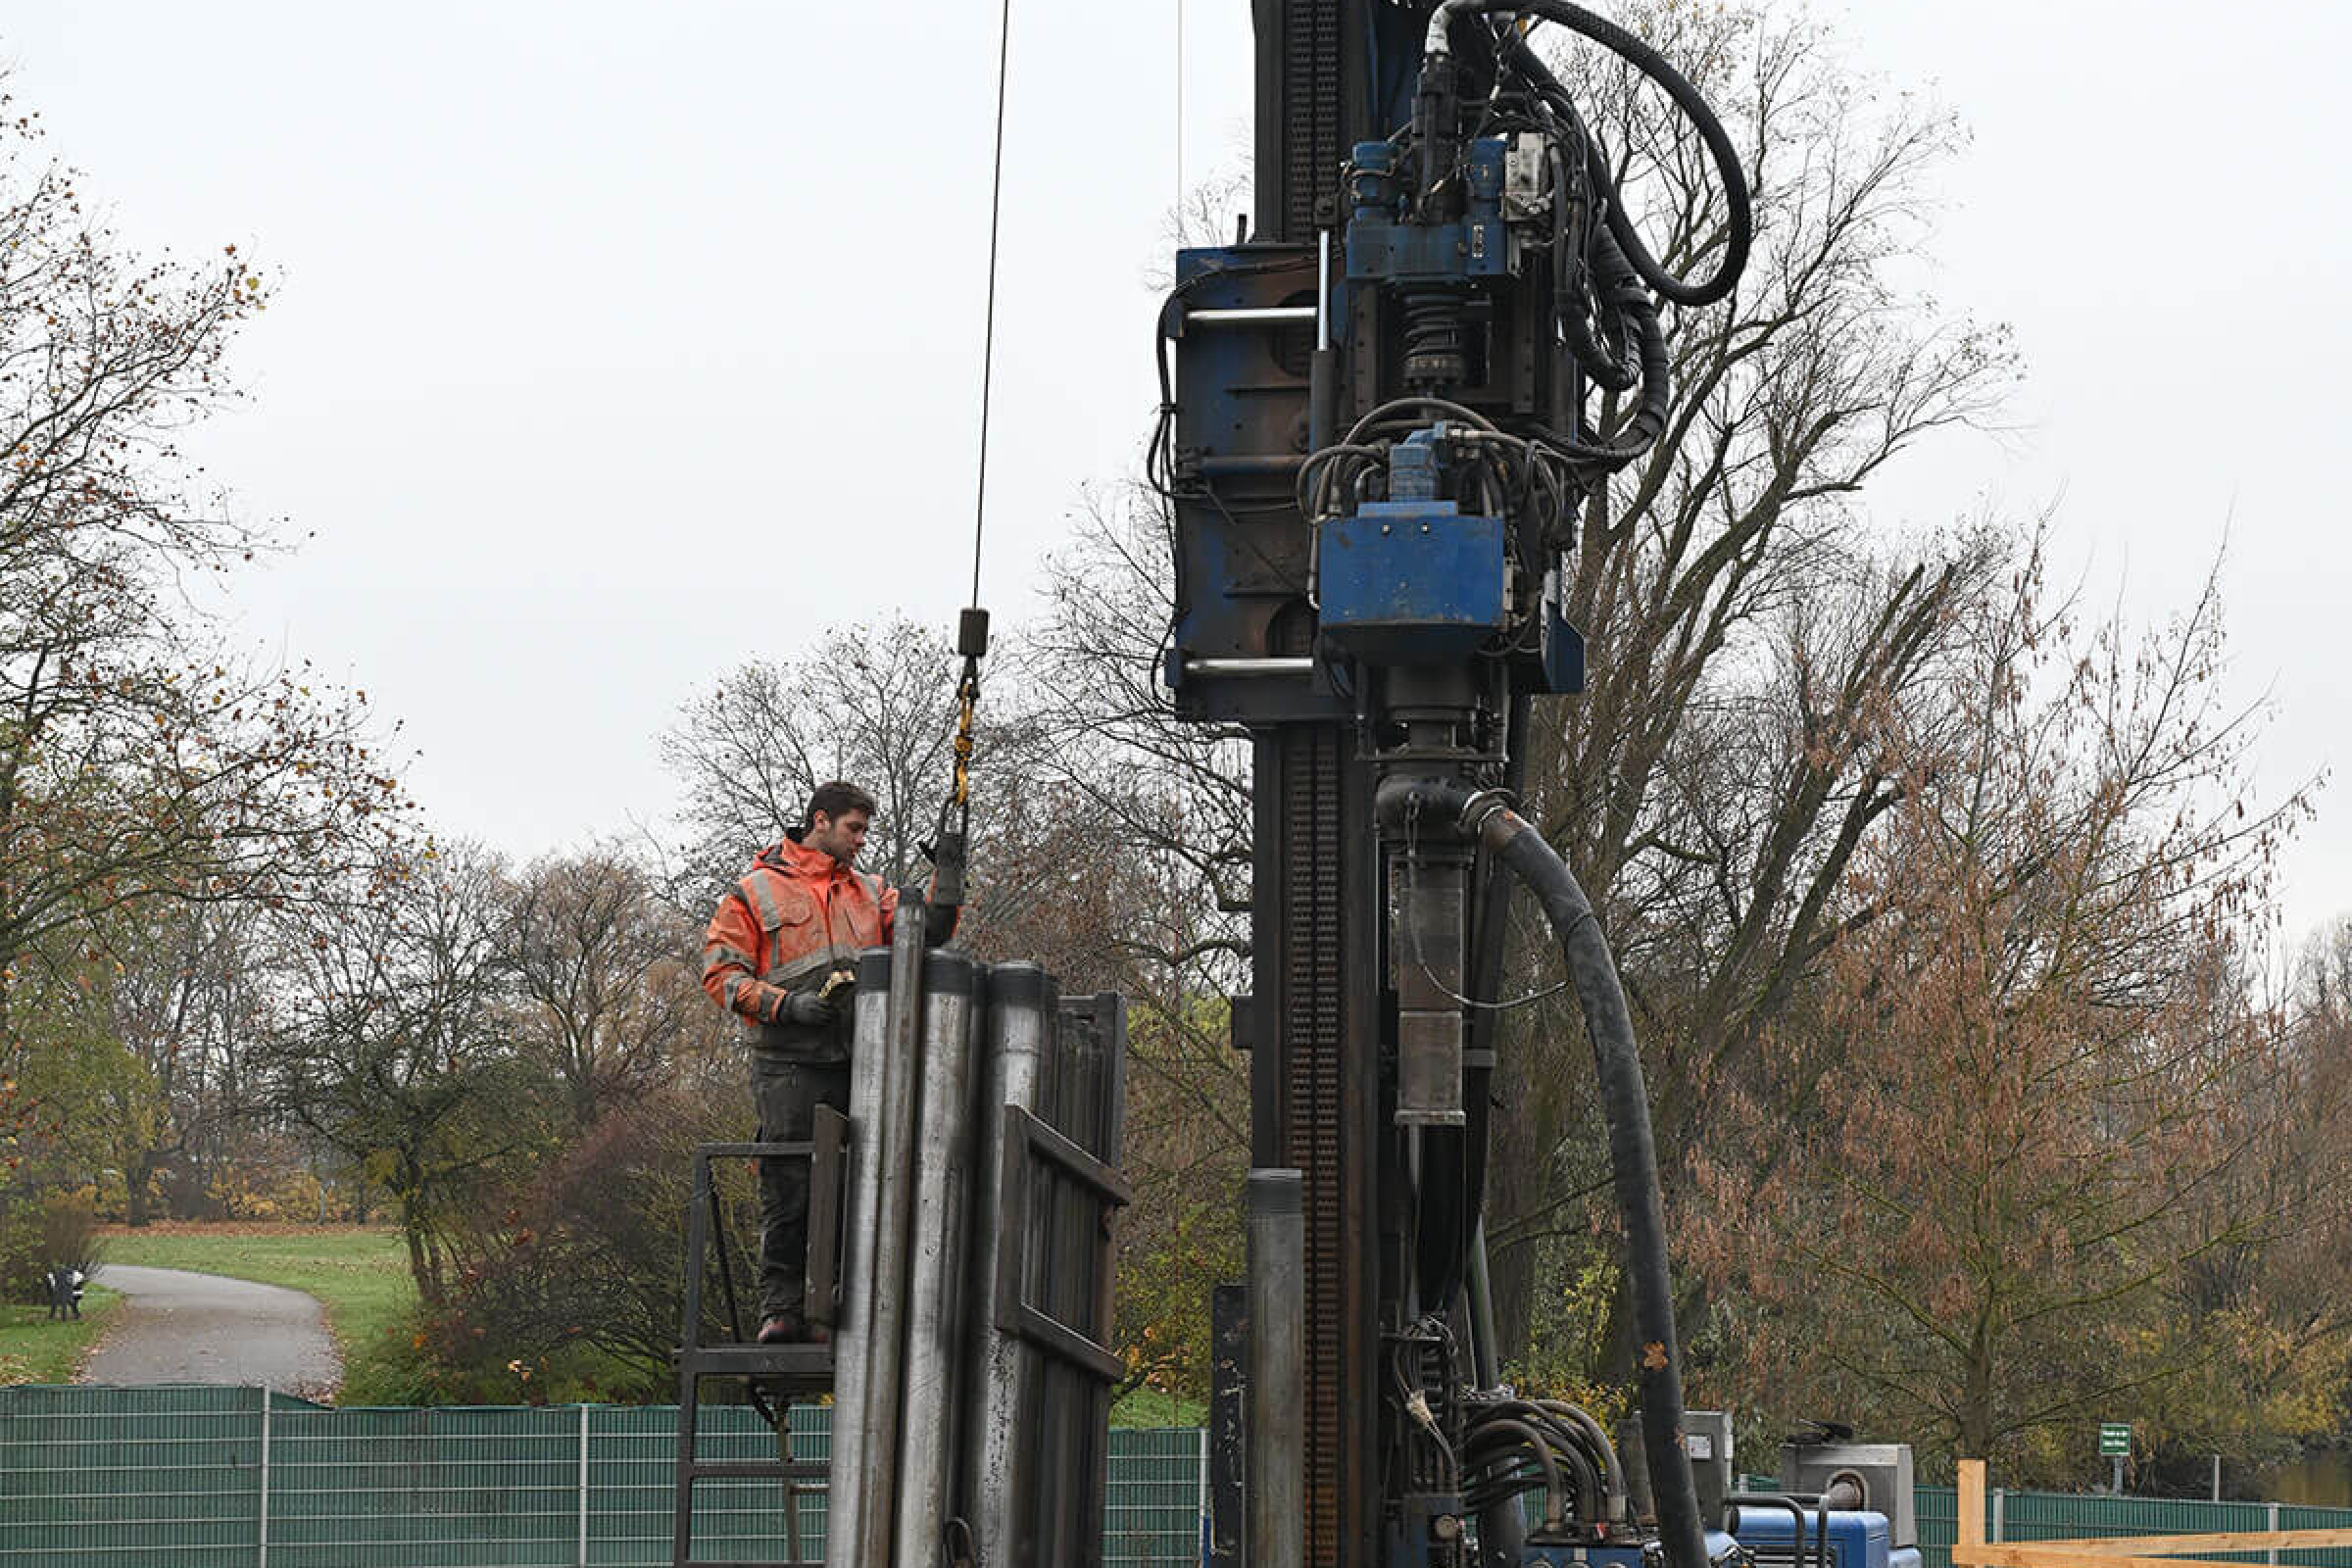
[{"x1": 1160, "y1": 4, "x2": 1754, "y2": 1564}]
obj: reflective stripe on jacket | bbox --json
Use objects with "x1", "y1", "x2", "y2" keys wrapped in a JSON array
[{"x1": 701, "y1": 835, "x2": 901, "y2": 1025}]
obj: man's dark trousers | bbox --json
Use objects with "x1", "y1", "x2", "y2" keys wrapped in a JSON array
[{"x1": 751, "y1": 1025, "x2": 852, "y2": 1324}]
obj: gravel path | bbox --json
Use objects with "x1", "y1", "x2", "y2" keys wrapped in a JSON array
[{"x1": 78, "y1": 1264, "x2": 341, "y2": 1399}]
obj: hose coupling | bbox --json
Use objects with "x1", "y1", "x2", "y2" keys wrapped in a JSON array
[
  {"x1": 1375, "y1": 774, "x2": 1520, "y2": 845},
  {"x1": 1453, "y1": 787, "x2": 1514, "y2": 840}
]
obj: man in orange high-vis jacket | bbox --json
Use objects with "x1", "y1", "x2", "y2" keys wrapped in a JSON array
[{"x1": 701, "y1": 779, "x2": 960, "y2": 1344}]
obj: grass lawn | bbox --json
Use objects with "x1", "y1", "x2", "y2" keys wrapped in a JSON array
[
  {"x1": 91, "y1": 1226, "x2": 1213, "y2": 1420},
  {"x1": 99, "y1": 1224, "x2": 416, "y2": 1361},
  {"x1": 0, "y1": 1287, "x2": 122, "y2": 1385},
  {"x1": 1111, "y1": 1386, "x2": 1208, "y2": 1427}
]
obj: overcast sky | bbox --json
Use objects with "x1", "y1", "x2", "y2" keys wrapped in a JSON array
[{"x1": 6, "y1": 3, "x2": 2347, "y2": 946}]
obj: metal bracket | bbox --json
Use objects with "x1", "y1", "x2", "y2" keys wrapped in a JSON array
[
  {"x1": 989, "y1": 1104, "x2": 1134, "y2": 1383},
  {"x1": 804, "y1": 1105, "x2": 850, "y2": 1328}
]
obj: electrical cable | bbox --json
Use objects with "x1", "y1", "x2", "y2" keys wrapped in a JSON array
[
  {"x1": 1400, "y1": 799, "x2": 1571, "y2": 1011},
  {"x1": 925, "y1": 0, "x2": 1017, "y2": 890}
]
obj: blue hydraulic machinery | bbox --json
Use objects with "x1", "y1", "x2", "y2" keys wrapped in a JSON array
[{"x1": 1155, "y1": 3, "x2": 1791, "y2": 1566}]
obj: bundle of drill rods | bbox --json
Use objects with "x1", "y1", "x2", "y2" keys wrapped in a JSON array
[{"x1": 827, "y1": 912, "x2": 1128, "y2": 1568}]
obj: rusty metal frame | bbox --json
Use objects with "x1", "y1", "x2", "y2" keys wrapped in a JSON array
[
  {"x1": 989, "y1": 1102, "x2": 1133, "y2": 1383},
  {"x1": 802, "y1": 1106, "x2": 849, "y2": 1328}
]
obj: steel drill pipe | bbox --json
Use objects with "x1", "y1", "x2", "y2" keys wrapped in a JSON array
[
  {"x1": 854, "y1": 904, "x2": 932, "y2": 1568},
  {"x1": 1247, "y1": 1168, "x2": 1307, "y2": 1568},
  {"x1": 892, "y1": 951, "x2": 984, "y2": 1568},
  {"x1": 827, "y1": 947, "x2": 900, "y2": 1568},
  {"x1": 1375, "y1": 774, "x2": 1709, "y2": 1568}
]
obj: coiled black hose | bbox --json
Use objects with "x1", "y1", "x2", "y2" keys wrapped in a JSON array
[
  {"x1": 1463, "y1": 1394, "x2": 1629, "y2": 1536},
  {"x1": 1571, "y1": 214, "x2": 1671, "y2": 465},
  {"x1": 1377, "y1": 774, "x2": 1709, "y2": 1568},
  {"x1": 1552, "y1": 142, "x2": 1642, "y2": 397},
  {"x1": 1437, "y1": 0, "x2": 1754, "y2": 308},
  {"x1": 1466, "y1": 1416, "x2": 1574, "y2": 1533}
]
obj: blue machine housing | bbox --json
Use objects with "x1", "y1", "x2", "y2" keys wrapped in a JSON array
[
  {"x1": 1346, "y1": 137, "x2": 1510, "y2": 282},
  {"x1": 1160, "y1": 242, "x2": 1352, "y2": 721},
  {"x1": 1316, "y1": 501, "x2": 1507, "y2": 664},
  {"x1": 1729, "y1": 1507, "x2": 1920, "y2": 1568}
]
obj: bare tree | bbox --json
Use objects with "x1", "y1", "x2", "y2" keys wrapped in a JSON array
[
  {"x1": 92, "y1": 899, "x2": 270, "y2": 1222},
  {"x1": 1441, "y1": 4, "x2": 2021, "y2": 1358},
  {"x1": 0, "y1": 99, "x2": 401, "y2": 981},
  {"x1": 660, "y1": 617, "x2": 965, "y2": 895},
  {"x1": 1006, "y1": 485, "x2": 1251, "y2": 976},
  {"x1": 1684, "y1": 555, "x2": 2310, "y2": 1473},
  {"x1": 255, "y1": 845, "x2": 552, "y2": 1304},
  {"x1": 504, "y1": 843, "x2": 708, "y2": 1128}
]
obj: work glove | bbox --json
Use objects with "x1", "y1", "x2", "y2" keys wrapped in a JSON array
[
  {"x1": 779, "y1": 990, "x2": 838, "y2": 1028},
  {"x1": 921, "y1": 830, "x2": 968, "y2": 909}
]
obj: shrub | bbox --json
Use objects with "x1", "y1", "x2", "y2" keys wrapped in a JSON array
[
  {"x1": 0, "y1": 1191, "x2": 103, "y2": 1304},
  {"x1": 416, "y1": 1083, "x2": 746, "y2": 1401}
]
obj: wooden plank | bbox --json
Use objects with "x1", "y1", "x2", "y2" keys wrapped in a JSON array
[
  {"x1": 1959, "y1": 1460, "x2": 1987, "y2": 1550},
  {"x1": 2032, "y1": 1534, "x2": 2352, "y2": 1555},
  {"x1": 1952, "y1": 1545, "x2": 2305, "y2": 1568}
]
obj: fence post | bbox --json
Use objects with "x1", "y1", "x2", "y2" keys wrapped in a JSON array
[
  {"x1": 578, "y1": 1403, "x2": 592, "y2": 1568},
  {"x1": 1958, "y1": 1459, "x2": 1986, "y2": 1567},
  {"x1": 2267, "y1": 1500, "x2": 2280, "y2": 1567},
  {"x1": 257, "y1": 1390, "x2": 272, "y2": 1568},
  {"x1": 1198, "y1": 1424, "x2": 1211, "y2": 1550},
  {"x1": 1992, "y1": 1489, "x2": 2004, "y2": 1544}
]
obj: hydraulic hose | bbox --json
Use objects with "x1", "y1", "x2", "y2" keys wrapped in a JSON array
[
  {"x1": 1569, "y1": 219, "x2": 1670, "y2": 465},
  {"x1": 1500, "y1": 27, "x2": 1748, "y2": 312},
  {"x1": 1429, "y1": 0, "x2": 1754, "y2": 309},
  {"x1": 1541, "y1": 1398, "x2": 1630, "y2": 1525},
  {"x1": 1376, "y1": 773, "x2": 1709, "y2": 1568},
  {"x1": 1465, "y1": 1417, "x2": 1572, "y2": 1534}
]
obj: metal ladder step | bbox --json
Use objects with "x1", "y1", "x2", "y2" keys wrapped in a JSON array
[
  {"x1": 675, "y1": 1343, "x2": 836, "y2": 1381},
  {"x1": 684, "y1": 1459, "x2": 829, "y2": 1482}
]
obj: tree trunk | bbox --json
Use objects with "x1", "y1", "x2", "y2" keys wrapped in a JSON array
[
  {"x1": 125, "y1": 1151, "x2": 160, "y2": 1227},
  {"x1": 1957, "y1": 1319, "x2": 1996, "y2": 1461},
  {"x1": 398, "y1": 1158, "x2": 444, "y2": 1306}
]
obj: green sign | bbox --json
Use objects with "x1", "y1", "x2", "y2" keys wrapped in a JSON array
[{"x1": 2098, "y1": 1423, "x2": 2132, "y2": 1456}]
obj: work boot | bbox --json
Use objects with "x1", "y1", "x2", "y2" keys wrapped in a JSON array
[{"x1": 757, "y1": 1312, "x2": 802, "y2": 1345}]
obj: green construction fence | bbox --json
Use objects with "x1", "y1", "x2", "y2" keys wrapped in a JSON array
[
  {"x1": 1916, "y1": 1483, "x2": 2352, "y2": 1568},
  {"x1": 0, "y1": 1386, "x2": 1201, "y2": 1567},
  {"x1": 11, "y1": 1387, "x2": 2352, "y2": 1568}
]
